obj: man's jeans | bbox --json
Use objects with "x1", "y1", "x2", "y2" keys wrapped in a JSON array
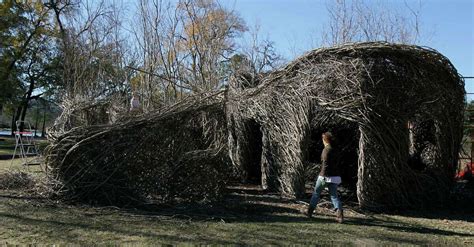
[{"x1": 309, "y1": 176, "x2": 342, "y2": 210}]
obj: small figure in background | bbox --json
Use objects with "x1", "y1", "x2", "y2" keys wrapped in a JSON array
[{"x1": 130, "y1": 92, "x2": 141, "y2": 112}]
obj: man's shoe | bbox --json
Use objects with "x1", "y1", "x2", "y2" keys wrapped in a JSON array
[{"x1": 336, "y1": 209, "x2": 344, "y2": 223}]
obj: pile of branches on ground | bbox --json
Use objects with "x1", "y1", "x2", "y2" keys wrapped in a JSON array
[
  {"x1": 0, "y1": 171, "x2": 36, "y2": 190},
  {"x1": 45, "y1": 91, "x2": 230, "y2": 206},
  {"x1": 227, "y1": 42, "x2": 464, "y2": 210},
  {"x1": 0, "y1": 171, "x2": 56, "y2": 197}
]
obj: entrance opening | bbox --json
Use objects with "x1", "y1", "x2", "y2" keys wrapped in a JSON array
[
  {"x1": 244, "y1": 119, "x2": 263, "y2": 185},
  {"x1": 407, "y1": 119, "x2": 436, "y2": 172},
  {"x1": 303, "y1": 126, "x2": 359, "y2": 188},
  {"x1": 336, "y1": 127, "x2": 359, "y2": 189}
]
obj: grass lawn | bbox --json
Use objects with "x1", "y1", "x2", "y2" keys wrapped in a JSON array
[
  {"x1": 0, "y1": 136, "x2": 49, "y2": 157},
  {"x1": 1, "y1": 182, "x2": 473, "y2": 245},
  {"x1": 0, "y1": 136, "x2": 47, "y2": 174},
  {"x1": 1, "y1": 192, "x2": 473, "y2": 245},
  {"x1": 0, "y1": 137, "x2": 15, "y2": 156},
  {"x1": 0, "y1": 149, "x2": 13, "y2": 156},
  {"x1": 0, "y1": 158, "x2": 43, "y2": 173},
  {"x1": 1, "y1": 153, "x2": 473, "y2": 245}
]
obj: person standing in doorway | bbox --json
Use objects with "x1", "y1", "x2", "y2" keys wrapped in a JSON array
[{"x1": 307, "y1": 131, "x2": 344, "y2": 223}]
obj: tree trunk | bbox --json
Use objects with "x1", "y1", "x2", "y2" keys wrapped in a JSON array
[
  {"x1": 18, "y1": 79, "x2": 36, "y2": 132},
  {"x1": 10, "y1": 108, "x2": 18, "y2": 136},
  {"x1": 41, "y1": 107, "x2": 46, "y2": 138},
  {"x1": 18, "y1": 101, "x2": 29, "y2": 132},
  {"x1": 11, "y1": 105, "x2": 22, "y2": 135},
  {"x1": 34, "y1": 106, "x2": 39, "y2": 137}
]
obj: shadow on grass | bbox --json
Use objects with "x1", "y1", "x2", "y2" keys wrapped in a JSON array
[
  {"x1": 2, "y1": 182, "x2": 473, "y2": 245},
  {"x1": 140, "y1": 204, "x2": 474, "y2": 238},
  {"x1": 130, "y1": 202, "x2": 335, "y2": 224},
  {"x1": 0, "y1": 211, "x2": 241, "y2": 245},
  {"x1": 389, "y1": 209, "x2": 474, "y2": 223},
  {"x1": 118, "y1": 185, "x2": 474, "y2": 240},
  {"x1": 383, "y1": 181, "x2": 474, "y2": 223},
  {"x1": 344, "y1": 217, "x2": 474, "y2": 237},
  {"x1": 124, "y1": 184, "x2": 469, "y2": 219},
  {"x1": 2, "y1": 202, "x2": 471, "y2": 245}
]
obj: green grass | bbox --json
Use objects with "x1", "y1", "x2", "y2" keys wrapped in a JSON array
[
  {"x1": 0, "y1": 157, "x2": 44, "y2": 173},
  {"x1": 0, "y1": 136, "x2": 49, "y2": 152},
  {"x1": 1, "y1": 196, "x2": 473, "y2": 245},
  {"x1": 0, "y1": 137, "x2": 15, "y2": 145},
  {"x1": 1, "y1": 184, "x2": 473, "y2": 245},
  {"x1": 0, "y1": 149, "x2": 14, "y2": 155},
  {"x1": 0, "y1": 135, "x2": 47, "y2": 173},
  {"x1": 0, "y1": 137, "x2": 15, "y2": 156},
  {"x1": 0, "y1": 137, "x2": 473, "y2": 245}
]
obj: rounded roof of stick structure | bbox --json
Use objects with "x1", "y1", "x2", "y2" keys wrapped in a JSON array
[
  {"x1": 229, "y1": 41, "x2": 464, "y2": 123},
  {"x1": 227, "y1": 42, "x2": 465, "y2": 209}
]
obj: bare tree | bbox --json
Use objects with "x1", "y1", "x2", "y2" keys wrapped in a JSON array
[
  {"x1": 50, "y1": 0, "x2": 133, "y2": 131},
  {"x1": 242, "y1": 24, "x2": 283, "y2": 75},
  {"x1": 131, "y1": 0, "x2": 247, "y2": 109},
  {"x1": 228, "y1": 23, "x2": 284, "y2": 88},
  {"x1": 322, "y1": 0, "x2": 424, "y2": 45},
  {"x1": 132, "y1": 0, "x2": 185, "y2": 109},
  {"x1": 178, "y1": 0, "x2": 247, "y2": 90}
]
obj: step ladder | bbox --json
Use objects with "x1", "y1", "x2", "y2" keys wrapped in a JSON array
[{"x1": 11, "y1": 121, "x2": 42, "y2": 170}]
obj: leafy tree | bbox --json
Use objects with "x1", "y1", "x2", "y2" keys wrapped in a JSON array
[
  {"x1": 0, "y1": 1, "x2": 62, "y2": 133},
  {"x1": 0, "y1": 0, "x2": 28, "y2": 108},
  {"x1": 462, "y1": 101, "x2": 474, "y2": 156}
]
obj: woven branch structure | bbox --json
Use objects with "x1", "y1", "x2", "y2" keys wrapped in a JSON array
[
  {"x1": 45, "y1": 42, "x2": 464, "y2": 210},
  {"x1": 227, "y1": 42, "x2": 465, "y2": 210},
  {"x1": 45, "y1": 91, "x2": 229, "y2": 205}
]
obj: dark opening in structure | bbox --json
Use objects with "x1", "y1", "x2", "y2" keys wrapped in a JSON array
[
  {"x1": 335, "y1": 127, "x2": 359, "y2": 189},
  {"x1": 408, "y1": 119, "x2": 437, "y2": 172},
  {"x1": 302, "y1": 121, "x2": 360, "y2": 190},
  {"x1": 244, "y1": 119, "x2": 263, "y2": 185}
]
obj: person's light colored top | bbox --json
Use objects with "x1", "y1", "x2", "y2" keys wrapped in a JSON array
[
  {"x1": 130, "y1": 96, "x2": 140, "y2": 110},
  {"x1": 319, "y1": 175, "x2": 342, "y2": 185}
]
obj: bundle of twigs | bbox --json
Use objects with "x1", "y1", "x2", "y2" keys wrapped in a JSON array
[
  {"x1": 227, "y1": 42, "x2": 465, "y2": 210},
  {"x1": 45, "y1": 91, "x2": 229, "y2": 206},
  {"x1": 50, "y1": 93, "x2": 129, "y2": 134}
]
